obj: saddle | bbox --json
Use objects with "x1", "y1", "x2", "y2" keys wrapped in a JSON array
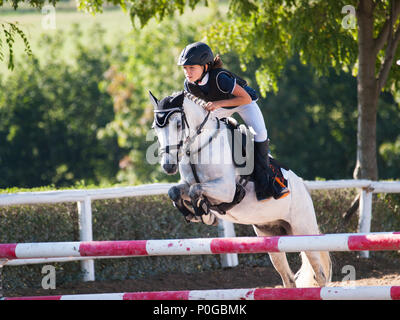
[
  {"x1": 220, "y1": 117, "x2": 251, "y2": 169},
  {"x1": 221, "y1": 116, "x2": 288, "y2": 186}
]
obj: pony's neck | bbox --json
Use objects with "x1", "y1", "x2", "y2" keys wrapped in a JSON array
[{"x1": 183, "y1": 97, "x2": 215, "y2": 130}]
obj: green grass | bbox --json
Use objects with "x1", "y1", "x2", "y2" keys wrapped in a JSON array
[{"x1": 0, "y1": 7, "x2": 133, "y2": 77}]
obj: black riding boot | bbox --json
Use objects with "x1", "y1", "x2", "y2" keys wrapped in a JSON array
[{"x1": 253, "y1": 140, "x2": 289, "y2": 201}]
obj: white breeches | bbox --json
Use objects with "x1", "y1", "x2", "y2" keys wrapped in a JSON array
[{"x1": 212, "y1": 101, "x2": 268, "y2": 142}]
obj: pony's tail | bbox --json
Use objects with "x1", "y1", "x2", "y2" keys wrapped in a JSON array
[{"x1": 295, "y1": 252, "x2": 332, "y2": 288}]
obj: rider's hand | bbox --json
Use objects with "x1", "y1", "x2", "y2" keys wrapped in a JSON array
[{"x1": 204, "y1": 101, "x2": 221, "y2": 111}]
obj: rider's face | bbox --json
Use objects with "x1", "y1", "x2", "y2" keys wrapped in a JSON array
[{"x1": 183, "y1": 65, "x2": 205, "y2": 83}]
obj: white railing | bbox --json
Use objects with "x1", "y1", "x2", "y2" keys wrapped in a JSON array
[
  {"x1": 0, "y1": 183, "x2": 238, "y2": 280},
  {"x1": 306, "y1": 179, "x2": 400, "y2": 258},
  {"x1": 0, "y1": 180, "x2": 399, "y2": 281}
]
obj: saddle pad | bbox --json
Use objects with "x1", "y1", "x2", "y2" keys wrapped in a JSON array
[{"x1": 220, "y1": 117, "x2": 253, "y2": 168}]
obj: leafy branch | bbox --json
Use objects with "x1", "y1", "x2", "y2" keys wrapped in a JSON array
[{"x1": 0, "y1": 21, "x2": 33, "y2": 70}]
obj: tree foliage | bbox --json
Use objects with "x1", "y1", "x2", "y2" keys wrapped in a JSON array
[
  {"x1": 206, "y1": 1, "x2": 360, "y2": 94},
  {"x1": 2, "y1": 1, "x2": 400, "y2": 95},
  {"x1": 75, "y1": 0, "x2": 400, "y2": 180},
  {"x1": 100, "y1": 19, "x2": 200, "y2": 184},
  {"x1": 0, "y1": 21, "x2": 32, "y2": 70},
  {"x1": 1, "y1": 1, "x2": 400, "y2": 188},
  {"x1": 254, "y1": 56, "x2": 400, "y2": 180},
  {"x1": 0, "y1": 24, "x2": 125, "y2": 188}
]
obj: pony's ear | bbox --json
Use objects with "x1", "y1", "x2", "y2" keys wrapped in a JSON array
[
  {"x1": 148, "y1": 91, "x2": 159, "y2": 109},
  {"x1": 170, "y1": 91, "x2": 185, "y2": 107}
]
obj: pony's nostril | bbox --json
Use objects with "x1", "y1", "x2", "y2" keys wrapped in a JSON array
[{"x1": 163, "y1": 163, "x2": 177, "y2": 173}]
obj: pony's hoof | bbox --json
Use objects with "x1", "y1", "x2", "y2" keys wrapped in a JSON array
[
  {"x1": 168, "y1": 186, "x2": 181, "y2": 202},
  {"x1": 188, "y1": 184, "x2": 202, "y2": 199}
]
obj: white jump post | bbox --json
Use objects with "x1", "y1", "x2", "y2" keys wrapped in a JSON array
[
  {"x1": 358, "y1": 186, "x2": 373, "y2": 258},
  {"x1": 77, "y1": 197, "x2": 95, "y2": 281},
  {"x1": 217, "y1": 219, "x2": 238, "y2": 268}
]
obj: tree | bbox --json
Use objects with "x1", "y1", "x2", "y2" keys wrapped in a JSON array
[
  {"x1": 134, "y1": 0, "x2": 400, "y2": 181},
  {"x1": 204, "y1": 0, "x2": 400, "y2": 182},
  {"x1": 3, "y1": 0, "x2": 400, "y2": 182},
  {"x1": 77, "y1": 0, "x2": 400, "y2": 181}
]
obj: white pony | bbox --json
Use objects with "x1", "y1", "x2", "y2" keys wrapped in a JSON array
[{"x1": 149, "y1": 90, "x2": 331, "y2": 288}]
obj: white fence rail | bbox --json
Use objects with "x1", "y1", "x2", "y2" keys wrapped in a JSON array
[
  {"x1": 1, "y1": 180, "x2": 399, "y2": 281},
  {"x1": 306, "y1": 179, "x2": 400, "y2": 258}
]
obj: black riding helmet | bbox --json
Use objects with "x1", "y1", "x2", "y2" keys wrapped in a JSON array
[{"x1": 177, "y1": 42, "x2": 214, "y2": 66}]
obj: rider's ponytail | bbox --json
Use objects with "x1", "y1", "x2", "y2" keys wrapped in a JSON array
[{"x1": 210, "y1": 54, "x2": 223, "y2": 69}]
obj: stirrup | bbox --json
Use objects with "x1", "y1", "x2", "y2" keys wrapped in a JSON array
[
  {"x1": 272, "y1": 176, "x2": 290, "y2": 200},
  {"x1": 273, "y1": 188, "x2": 290, "y2": 200}
]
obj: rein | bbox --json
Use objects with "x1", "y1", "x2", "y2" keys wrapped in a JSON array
[{"x1": 185, "y1": 117, "x2": 220, "y2": 183}]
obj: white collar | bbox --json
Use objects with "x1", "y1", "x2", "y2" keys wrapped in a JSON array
[{"x1": 197, "y1": 72, "x2": 209, "y2": 85}]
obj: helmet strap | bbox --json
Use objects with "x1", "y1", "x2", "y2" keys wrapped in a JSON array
[{"x1": 195, "y1": 64, "x2": 209, "y2": 85}]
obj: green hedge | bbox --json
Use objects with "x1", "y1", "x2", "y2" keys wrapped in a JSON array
[{"x1": 1, "y1": 189, "x2": 400, "y2": 290}]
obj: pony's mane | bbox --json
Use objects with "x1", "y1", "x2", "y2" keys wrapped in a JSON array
[
  {"x1": 182, "y1": 91, "x2": 207, "y2": 108},
  {"x1": 167, "y1": 90, "x2": 207, "y2": 108}
]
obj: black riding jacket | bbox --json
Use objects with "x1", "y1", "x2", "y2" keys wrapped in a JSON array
[{"x1": 184, "y1": 68, "x2": 258, "y2": 109}]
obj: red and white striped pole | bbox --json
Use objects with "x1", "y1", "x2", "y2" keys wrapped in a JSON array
[
  {"x1": 1, "y1": 232, "x2": 399, "y2": 260},
  {"x1": 3, "y1": 286, "x2": 400, "y2": 300}
]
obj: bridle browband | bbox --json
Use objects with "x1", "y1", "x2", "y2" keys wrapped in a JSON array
[
  {"x1": 153, "y1": 107, "x2": 184, "y2": 128},
  {"x1": 153, "y1": 107, "x2": 188, "y2": 162}
]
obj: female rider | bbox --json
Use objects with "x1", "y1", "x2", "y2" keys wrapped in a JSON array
[{"x1": 177, "y1": 42, "x2": 289, "y2": 201}]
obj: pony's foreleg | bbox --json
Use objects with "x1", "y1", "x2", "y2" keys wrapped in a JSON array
[
  {"x1": 188, "y1": 177, "x2": 236, "y2": 205},
  {"x1": 168, "y1": 183, "x2": 195, "y2": 221},
  {"x1": 168, "y1": 182, "x2": 191, "y2": 202},
  {"x1": 169, "y1": 183, "x2": 217, "y2": 225}
]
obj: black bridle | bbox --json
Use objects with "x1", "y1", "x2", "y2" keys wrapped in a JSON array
[
  {"x1": 153, "y1": 107, "x2": 188, "y2": 164},
  {"x1": 153, "y1": 103, "x2": 216, "y2": 166}
]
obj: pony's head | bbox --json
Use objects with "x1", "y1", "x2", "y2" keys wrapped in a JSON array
[{"x1": 149, "y1": 91, "x2": 186, "y2": 175}]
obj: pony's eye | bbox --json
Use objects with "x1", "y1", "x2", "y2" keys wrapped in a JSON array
[{"x1": 177, "y1": 122, "x2": 182, "y2": 129}]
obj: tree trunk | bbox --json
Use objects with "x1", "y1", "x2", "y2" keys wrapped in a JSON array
[{"x1": 354, "y1": 0, "x2": 379, "y2": 181}]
